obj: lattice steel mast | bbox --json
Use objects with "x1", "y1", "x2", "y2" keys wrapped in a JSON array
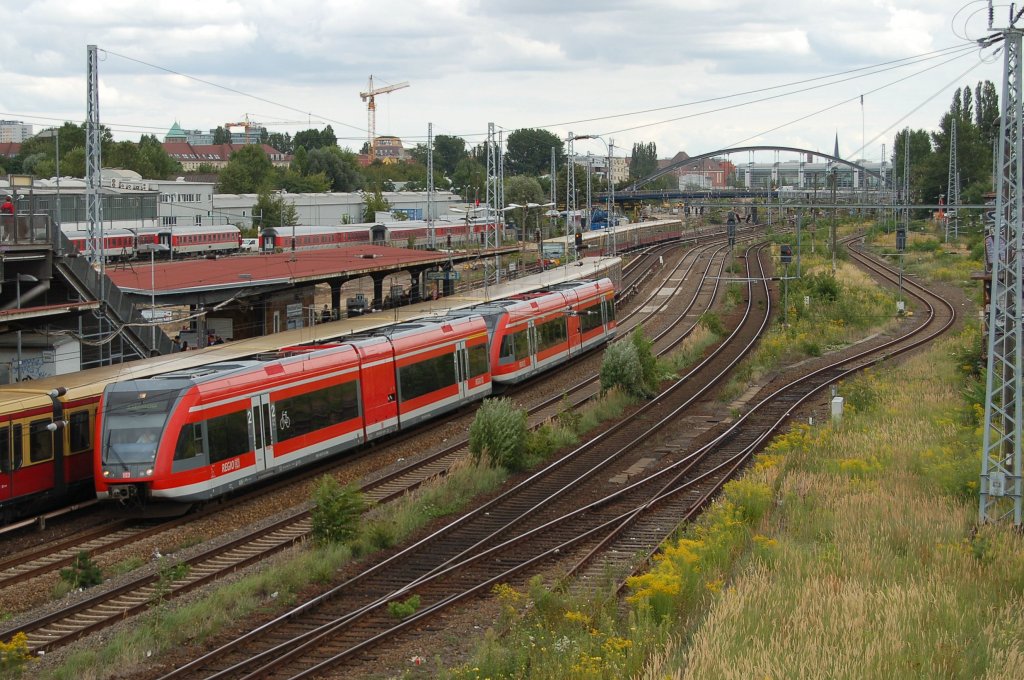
[
  {"x1": 980, "y1": 7, "x2": 1023, "y2": 526},
  {"x1": 566, "y1": 132, "x2": 577, "y2": 254},
  {"x1": 427, "y1": 123, "x2": 435, "y2": 250},
  {"x1": 86, "y1": 44, "x2": 108, "y2": 365},
  {"x1": 485, "y1": 123, "x2": 501, "y2": 287},
  {"x1": 947, "y1": 116, "x2": 961, "y2": 241}
]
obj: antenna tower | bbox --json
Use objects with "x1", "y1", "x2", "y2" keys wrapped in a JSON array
[{"x1": 980, "y1": 4, "x2": 1024, "y2": 525}]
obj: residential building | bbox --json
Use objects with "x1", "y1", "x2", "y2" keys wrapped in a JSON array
[
  {"x1": 162, "y1": 142, "x2": 290, "y2": 170},
  {"x1": 0, "y1": 120, "x2": 32, "y2": 144}
]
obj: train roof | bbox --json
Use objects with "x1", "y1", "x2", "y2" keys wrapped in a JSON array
[{"x1": 541, "y1": 218, "x2": 682, "y2": 246}]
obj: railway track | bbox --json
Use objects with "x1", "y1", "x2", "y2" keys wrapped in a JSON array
[
  {"x1": 0, "y1": 233, "x2": 744, "y2": 652},
  {"x1": 159, "y1": 237, "x2": 958, "y2": 679},
  {"x1": 153, "y1": 242, "x2": 774, "y2": 679}
]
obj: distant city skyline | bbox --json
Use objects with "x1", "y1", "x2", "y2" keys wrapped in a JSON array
[{"x1": 0, "y1": 1, "x2": 1007, "y2": 163}]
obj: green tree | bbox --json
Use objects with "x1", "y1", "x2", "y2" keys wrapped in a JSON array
[
  {"x1": 306, "y1": 147, "x2": 364, "y2": 191},
  {"x1": 504, "y1": 175, "x2": 545, "y2": 239},
  {"x1": 363, "y1": 190, "x2": 391, "y2": 222},
  {"x1": 254, "y1": 189, "x2": 299, "y2": 230},
  {"x1": 267, "y1": 131, "x2": 293, "y2": 155},
  {"x1": 293, "y1": 126, "x2": 337, "y2": 152},
  {"x1": 629, "y1": 141, "x2": 659, "y2": 181},
  {"x1": 278, "y1": 167, "x2": 330, "y2": 193},
  {"x1": 451, "y1": 157, "x2": 486, "y2": 204},
  {"x1": 409, "y1": 134, "x2": 469, "y2": 180},
  {"x1": 505, "y1": 128, "x2": 564, "y2": 176},
  {"x1": 218, "y1": 144, "x2": 275, "y2": 193},
  {"x1": 212, "y1": 126, "x2": 231, "y2": 145}
]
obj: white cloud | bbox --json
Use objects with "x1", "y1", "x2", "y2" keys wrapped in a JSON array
[{"x1": 0, "y1": 0, "x2": 1003, "y2": 163}]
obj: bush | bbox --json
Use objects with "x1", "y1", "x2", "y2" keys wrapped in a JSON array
[
  {"x1": 387, "y1": 593, "x2": 421, "y2": 619},
  {"x1": 59, "y1": 551, "x2": 103, "y2": 590},
  {"x1": 311, "y1": 476, "x2": 367, "y2": 546},
  {"x1": 469, "y1": 398, "x2": 530, "y2": 471},
  {"x1": 600, "y1": 340, "x2": 648, "y2": 398}
]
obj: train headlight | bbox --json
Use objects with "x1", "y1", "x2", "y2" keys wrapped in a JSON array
[
  {"x1": 102, "y1": 469, "x2": 110, "y2": 478},
  {"x1": 145, "y1": 468, "x2": 153, "y2": 476}
]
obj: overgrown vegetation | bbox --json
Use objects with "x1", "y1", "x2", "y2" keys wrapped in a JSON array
[
  {"x1": 443, "y1": 220, "x2": 1023, "y2": 680},
  {"x1": 58, "y1": 551, "x2": 103, "y2": 591},
  {"x1": 311, "y1": 476, "x2": 367, "y2": 546},
  {"x1": 387, "y1": 594, "x2": 422, "y2": 619},
  {"x1": 600, "y1": 328, "x2": 662, "y2": 398},
  {"x1": 468, "y1": 398, "x2": 530, "y2": 471}
]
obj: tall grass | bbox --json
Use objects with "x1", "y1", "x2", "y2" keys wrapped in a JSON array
[{"x1": 445, "y1": 231, "x2": 1024, "y2": 679}]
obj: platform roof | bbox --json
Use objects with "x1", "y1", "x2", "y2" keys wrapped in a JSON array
[{"x1": 107, "y1": 245, "x2": 459, "y2": 305}]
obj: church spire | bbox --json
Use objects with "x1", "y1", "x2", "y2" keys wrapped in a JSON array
[{"x1": 833, "y1": 132, "x2": 840, "y2": 160}]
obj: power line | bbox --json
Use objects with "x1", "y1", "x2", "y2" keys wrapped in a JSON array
[{"x1": 101, "y1": 49, "x2": 367, "y2": 135}]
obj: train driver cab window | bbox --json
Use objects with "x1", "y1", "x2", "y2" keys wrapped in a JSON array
[{"x1": 28, "y1": 419, "x2": 53, "y2": 463}]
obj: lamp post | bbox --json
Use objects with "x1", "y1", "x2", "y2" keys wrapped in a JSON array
[
  {"x1": 138, "y1": 243, "x2": 170, "y2": 349},
  {"x1": 14, "y1": 273, "x2": 38, "y2": 382}
]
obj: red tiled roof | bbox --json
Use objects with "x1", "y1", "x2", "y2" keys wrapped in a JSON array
[{"x1": 0, "y1": 142, "x2": 20, "y2": 158}]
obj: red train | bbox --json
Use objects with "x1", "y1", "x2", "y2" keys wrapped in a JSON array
[
  {"x1": 62, "y1": 225, "x2": 243, "y2": 260},
  {"x1": 258, "y1": 220, "x2": 495, "y2": 252},
  {"x1": 94, "y1": 278, "x2": 616, "y2": 505}
]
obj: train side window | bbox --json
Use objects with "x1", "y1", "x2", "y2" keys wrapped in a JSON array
[
  {"x1": 207, "y1": 411, "x2": 249, "y2": 464},
  {"x1": 28, "y1": 419, "x2": 53, "y2": 463},
  {"x1": 174, "y1": 424, "x2": 203, "y2": 461},
  {"x1": 397, "y1": 352, "x2": 457, "y2": 402},
  {"x1": 579, "y1": 304, "x2": 604, "y2": 333},
  {"x1": 467, "y1": 344, "x2": 489, "y2": 378},
  {"x1": 0, "y1": 426, "x2": 8, "y2": 473},
  {"x1": 605, "y1": 298, "x2": 616, "y2": 322},
  {"x1": 11, "y1": 424, "x2": 22, "y2": 469},
  {"x1": 68, "y1": 411, "x2": 91, "y2": 453}
]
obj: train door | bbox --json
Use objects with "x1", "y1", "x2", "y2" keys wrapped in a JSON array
[
  {"x1": 527, "y1": 322, "x2": 539, "y2": 373},
  {"x1": 158, "y1": 230, "x2": 172, "y2": 250},
  {"x1": 249, "y1": 394, "x2": 274, "y2": 471},
  {"x1": 0, "y1": 421, "x2": 11, "y2": 502},
  {"x1": 454, "y1": 342, "x2": 469, "y2": 400}
]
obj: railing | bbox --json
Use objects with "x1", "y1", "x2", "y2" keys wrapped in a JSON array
[{"x1": 0, "y1": 213, "x2": 51, "y2": 246}]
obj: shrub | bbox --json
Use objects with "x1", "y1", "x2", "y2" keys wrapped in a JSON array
[
  {"x1": 600, "y1": 328, "x2": 660, "y2": 398},
  {"x1": 600, "y1": 340, "x2": 648, "y2": 398},
  {"x1": 311, "y1": 476, "x2": 367, "y2": 546},
  {"x1": 469, "y1": 398, "x2": 530, "y2": 471},
  {"x1": 0, "y1": 632, "x2": 31, "y2": 673},
  {"x1": 387, "y1": 593, "x2": 421, "y2": 619},
  {"x1": 59, "y1": 551, "x2": 103, "y2": 590},
  {"x1": 699, "y1": 311, "x2": 725, "y2": 337}
]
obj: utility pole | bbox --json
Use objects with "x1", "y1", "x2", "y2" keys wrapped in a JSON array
[{"x1": 980, "y1": 4, "x2": 1023, "y2": 526}]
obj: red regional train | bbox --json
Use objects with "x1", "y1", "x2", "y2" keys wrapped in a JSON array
[{"x1": 94, "y1": 278, "x2": 616, "y2": 505}]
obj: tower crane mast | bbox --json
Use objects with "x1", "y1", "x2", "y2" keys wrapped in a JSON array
[{"x1": 360, "y1": 75, "x2": 409, "y2": 161}]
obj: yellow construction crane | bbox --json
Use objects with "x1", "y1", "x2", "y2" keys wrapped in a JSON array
[{"x1": 360, "y1": 75, "x2": 409, "y2": 161}]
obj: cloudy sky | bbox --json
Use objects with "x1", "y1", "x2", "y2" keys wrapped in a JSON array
[{"x1": 1, "y1": 0, "x2": 1009, "y2": 164}]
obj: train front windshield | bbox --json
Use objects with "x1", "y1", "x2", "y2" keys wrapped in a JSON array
[{"x1": 101, "y1": 388, "x2": 180, "y2": 464}]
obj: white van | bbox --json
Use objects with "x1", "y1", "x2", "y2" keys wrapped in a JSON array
[{"x1": 241, "y1": 238, "x2": 258, "y2": 252}]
